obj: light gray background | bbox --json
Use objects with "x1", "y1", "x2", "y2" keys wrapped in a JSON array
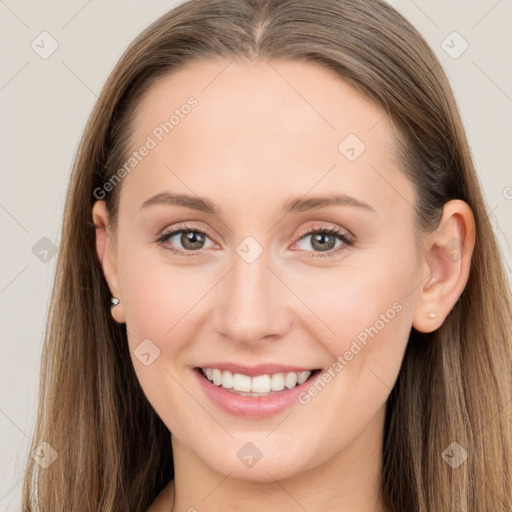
[{"x1": 1, "y1": 1, "x2": 511, "y2": 509}]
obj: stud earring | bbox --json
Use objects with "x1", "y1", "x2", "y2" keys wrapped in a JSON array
[
  {"x1": 427, "y1": 311, "x2": 436, "y2": 319},
  {"x1": 111, "y1": 297, "x2": 120, "y2": 309}
]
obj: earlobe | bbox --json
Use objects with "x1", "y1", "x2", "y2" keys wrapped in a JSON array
[
  {"x1": 92, "y1": 201, "x2": 126, "y2": 324},
  {"x1": 412, "y1": 200, "x2": 475, "y2": 333}
]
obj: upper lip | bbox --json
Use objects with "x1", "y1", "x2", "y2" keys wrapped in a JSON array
[{"x1": 195, "y1": 363, "x2": 320, "y2": 377}]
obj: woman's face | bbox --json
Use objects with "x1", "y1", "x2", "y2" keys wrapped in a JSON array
[{"x1": 99, "y1": 59, "x2": 428, "y2": 481}]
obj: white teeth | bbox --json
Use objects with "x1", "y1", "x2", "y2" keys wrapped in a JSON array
[
  {"x1": 297, "y1": 371, "x2": 310, "y2": 384},
  {"x1": 221, "y1": 371, "x2": 234, "y2": 389},
  {"x1": 284, "y1": 372, "x2": 298, "y2": 389},
  {"x1": 251, "y1": 374, "x2": 271, "y2": 393},
  {"x1": 201, "y1": 368, "x2": 313, "y2": 393},
  {"x1": 270, "y1": 373, "x2": 285, "y2": 391},
  {"x1": 232, "y1": 373, "x2": 252, "y2": 392},
  {"x1": 212, "y1": 369, "x2": 222, "y2": 386}
]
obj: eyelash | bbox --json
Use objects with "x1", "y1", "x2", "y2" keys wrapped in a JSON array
[{"x1": 155, "y1": 223, "x2": 354, "y2": 259}]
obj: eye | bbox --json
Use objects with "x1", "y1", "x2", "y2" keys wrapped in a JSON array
[
  {"x1": 156, "y1": 224, "x2": 215, "y2": 255},
  {"x1": 292, "y1": 226, "x2": 353, "y2": 258},
  {"x1": 155, "y1": 223, "x2": 354, "y2": 259}
]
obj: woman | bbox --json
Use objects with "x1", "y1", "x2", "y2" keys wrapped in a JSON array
[{"x1": 22, "y1": 0, "x2": 512, "y2": 510}]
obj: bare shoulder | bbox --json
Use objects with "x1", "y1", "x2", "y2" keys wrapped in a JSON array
[{"x1": 146, "y1": 480, "x2": 174, "y2": 512}]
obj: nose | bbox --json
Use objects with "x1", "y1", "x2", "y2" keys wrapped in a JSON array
[{"x1": 212, "y1": 248, "x2": 292, "y2": 347}]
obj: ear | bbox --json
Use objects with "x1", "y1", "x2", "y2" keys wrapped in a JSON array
[
  {"x1": 92, "y1": 201, "x2": 126, "y2": 324},
  {"x1": 412, "y1": 199, "x2": 475, "y2": 333}
]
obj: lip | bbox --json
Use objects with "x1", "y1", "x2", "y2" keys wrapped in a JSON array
[
  {"x1": 196, "y1": 362, "x2": 317, "y2": 377},
  {"x1": 193, "y1": 366, "x2": 321, "y2": 418}
]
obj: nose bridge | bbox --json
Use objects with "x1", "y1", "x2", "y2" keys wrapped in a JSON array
[{"x1": 213, "y1": 243, "x2": 289, "y2": 345}]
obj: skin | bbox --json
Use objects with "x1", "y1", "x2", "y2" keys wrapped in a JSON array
[{"x1": 93, "y1": 59, "x2": 475, "y2": 512}]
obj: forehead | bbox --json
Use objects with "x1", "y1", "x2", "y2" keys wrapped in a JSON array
[
  {"x1": 131, "y1": 58, "x2": 393, "y2": 153},
  {"x1": 120, "y1": 58, "x2": 411, "y2": 223}
]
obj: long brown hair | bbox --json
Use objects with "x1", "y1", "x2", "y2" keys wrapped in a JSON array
[{"x1": 22, "y1": 0, "x2": 512, "y2": 510}]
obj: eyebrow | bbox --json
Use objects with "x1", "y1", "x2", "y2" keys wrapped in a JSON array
[{"x1": 140, "y1": 192, "x2": 376, "y2": 215}]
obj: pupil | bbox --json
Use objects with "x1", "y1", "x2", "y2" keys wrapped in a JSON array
[
  {"x1": 178, "y1": 231, "x2": 337, "y2": 252},
  {"x1": 313, "y1": 233, "x2": 334, "y2": 252},
  {"x1": 182, "y1": 231, "x2": 204, "y2": 250}
]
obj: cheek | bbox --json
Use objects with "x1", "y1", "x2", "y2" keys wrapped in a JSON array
[
  {"x1": 291, "y1": 249, "x2": 416, "y2": 390},
  {"x1": 116, "y1": 248, "x2": 201, "y2": 422},
  {"x1": 117, "y1": 245, "x2": 202, "y2": 342},
  {"x1": 286, "y1": 261, "x2": 415, "y2": 456}
]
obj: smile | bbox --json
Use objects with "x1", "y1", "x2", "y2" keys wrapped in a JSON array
[
  {"x1": 200, "y1": 367, "x2": 316, "y2": 395},
  {"x1": 194, "y1": 365, "x2": 322, "y2": 418}
]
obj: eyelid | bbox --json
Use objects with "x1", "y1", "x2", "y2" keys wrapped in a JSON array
[
  {"x1": 156, "y1": 222, "x2": 217, "y2": 250},
  {"x1": 291, "y1": 224, "x2": 354, "y2": 258},
  {"x1": 294, "y1": 222, "x2": 353, "y2": 241},
  {"x1": 156, "y1": 221, "x2": 354, "y2": 258},
  {"x1": 157, "y1": 221, "x2": 216, "y2": 239}
]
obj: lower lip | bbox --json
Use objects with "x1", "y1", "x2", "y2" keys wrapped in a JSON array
[{"x1": 194, "y1": 368, "x2": 320, "y2": 418}]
